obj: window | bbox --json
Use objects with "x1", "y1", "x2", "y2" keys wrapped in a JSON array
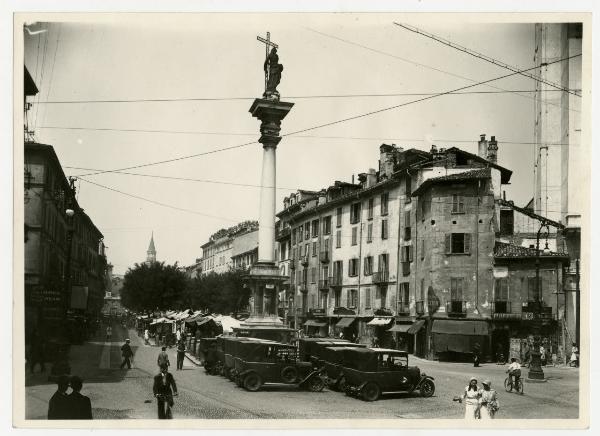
[
  {"x1": 323, "y1": 216, "x2": 332, "y2": 235},
  {"x1": 336, "y1": 207, "x2": 343, "y2": 227},
  {"x1": 333, "y1": 260, "x2": 343, "y2": 280},
  {"x1": 298, "y1": 225, "x2": 303, "y2": 242},
  {"x1": 334, "y1": 289, "x2": 341, "y2": 307},
  {"x1": 351, "y1": 227, "x2": 358, "y2": 245},
  {"x1": 305, "y1": 224, "x2": 311, "y2": 240},
  {"x1": 367, "y1": 223, "x2": 373, "y2": 243},
  {"x1": 401, "y1": 245, "x2": 413, "y2": 263},
  {"x1": 378, "y1": 253, "x2": 389, "y2": 272},
  {"x1": 350, "y1": 202, "x2": 361, "y2": 224},
  {"x1": 364, "y1": 256, "x2": 373, "y2": 275},
  {"x1": 348, "y1": 258, "x2": 359, "y2": 277},
  {"x1": 312, "y1": 219, "x2": 319, "y2": 238},
  {"x1": 500, "y1": 209, "x2": 514, "y2": 235},
  {"x1": 322, "y1": 265, "x2": 329, "y2": 280},
  {"x1": 305, "y1": 243, "x2": 309, "y2": 257},
  {"x1": 302, "y1": 269, "x2": 308, "y2": 285},
  {"x1": 445, "y1": 233, "x2": 471, "y2": 254},
  {"x1": 495, "y1": 278, "x2": 509, "y2": 300},
  {"x1": 310, "y1": 294, "x2": 316, "y2": 309},
  {"x1": 399, "y1": 282, "x2": 409, "y2": 303},
  {"x1": 322, "y1": 238, "x2": 329, "y2": 253},
  {"x1": 420, "y1": 279, "x2": 425, "y2": 301},
  {"x1": 381, "y1": 219, "x2": 388, "y2": 240},
  {"x1": 380, "y1": 192, "x2": 389, "y2": 215},
  {"x1": 365, "y1": 288, "x2": 372, "y2": 308},
  {"x1": 421, "y1": 238, "x2": 425, "y2": 260},
  {"x1": 405, "y1": 177, "x2": 412, "y2": 202},
  {"x1": 336, "y1": 230, "x2": 342, "y2": 248},
  {"x1": 312, "y1": 241, "x2": 318, "y2": 256},
  {"x1": 404, "y1": 211, "x2": 411, "y2": 240},
  {"x1": 347, "y1": 289, "x2": 358, "y2": 307},
  {"x1": 450, "y1": 277, "x2": 464, "y2": 301},
  {"x1": 452, "y1": 194, "x2": 465, "y2": 214},
  {"x1": 292, "y1": 247, "x2": 297, "y2": 261},
  {"x1": 367, "y1": 198, "x2": 374, "y2": 219},
  {"x1": 311, "y1": 267, "x2": 317, "y2": 283}
]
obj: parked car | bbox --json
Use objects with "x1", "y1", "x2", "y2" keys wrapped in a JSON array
[
  {"x1": 298, "y1": 338, "x2": 356, "y2": 363},
  {"x1": 236, "y1": 342, "x2": 326, "y2": 392},
  {"x1": 342, "y1": 348, "x2": 435, "y2": 401},
  {"x1": 200, "y1": 338, "x2": 218, "y2": 374}
]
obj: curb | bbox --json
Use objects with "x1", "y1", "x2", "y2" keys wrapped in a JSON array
[{"x1": 184, "y1": 352, "x2": 202, "y2": 366}]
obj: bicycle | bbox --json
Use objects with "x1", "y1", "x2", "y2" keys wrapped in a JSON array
[{"x1": 504, "y1": 375, "x2": 524, "y2": 394}]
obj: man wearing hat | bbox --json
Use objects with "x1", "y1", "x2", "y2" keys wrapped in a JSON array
[
  {"x1": 120, "y1": 338, "x2": 134, "y2": 369},
  {"x1": 479, "y1": 379, "x2": 499, "y2": 419}
]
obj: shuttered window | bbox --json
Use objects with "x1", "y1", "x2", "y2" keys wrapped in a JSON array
[
  {"x1": 351, "y1": 226, "x2": 358, "y2": 245},
  {"x1": 495, "y1": 278, "x2": 509, "y2": 301},
  {"x1": 452, "y1": 194, "x2": 465, "y2": 213},
  {"x1": 367, "y1": 223, "x2": 373, "y2": 243},
  {"x1": 336, "y1": 230, "x2": 342, "y2": 248},
  {"x1": 381, "y1": 219, "x2": 388, "y2": 240},
  {"x1": 445, "y1": 233, "x2": 471, "y2": 254},
  {"x1": 450, "y1": 277, "x2": 464, "y2": 300}
]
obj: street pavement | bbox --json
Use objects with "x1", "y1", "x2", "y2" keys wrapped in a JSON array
[{"x1": 25, "y1": 321, "x2": 580, "y2": 420}]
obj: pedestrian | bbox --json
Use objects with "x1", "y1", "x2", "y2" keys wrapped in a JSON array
[
  {"x1": 473, "y1": 343, "x2": 481, "y2": 367},
  {"x1": 29, "y1": 329, "x2": 46, "y2": 374},
  {"x1": 48, "y1": 375, "x2": 71, "y2": 419},
  {"x1": 153, "y1": 363, "x2": 178, "y2": 419},
  {"x1": 176, "y1": 339, "x2": 186, "y2": 370},
  {"x1": 479, "y1": 380, "x2": 499, "y2": 419},
  {"x1": 157, "y1": 346, "x2": 170, "y2": 369},
  {"x1": 67, "y1": 376, "x2": 92, "y2": 419},
  {"x1": 176, "y1": 328, "x2": 182, "y2": 343},
  {"x1": 144, "y1": 328, "x2": 150, "y2": 345},
  {"x1": 458, "y1": 377, "x2": 481, "y2": 420},
  {"x1": 120, "y1": 338, "x2": 134, "y2": 369},
  {"x1": 106, "y1": 325, "x2": 112, "y2": 341},
  {"x1": 540, "y1": 345, "x2": 547, "y2": 366},
  {"x1": 570, "y1": 343, "x2": 579, "y2": 367}
]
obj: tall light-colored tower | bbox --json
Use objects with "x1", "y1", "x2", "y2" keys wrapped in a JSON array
[{"x1": 146, "y1": 232, "x2": 156, "y2": 265}]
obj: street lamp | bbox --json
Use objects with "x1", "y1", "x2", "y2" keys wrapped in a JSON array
[
  {"x1": 527, "y1": 223, "x2": 550, "y2": 381},
  {"x1": 49, "y1": 177, "x2": 76, "y2": 380}
]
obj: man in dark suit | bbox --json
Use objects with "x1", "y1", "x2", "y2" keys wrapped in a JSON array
[
  {"x1": 120, "y1": 338, "x2": 134, "y2": 369},
  {"x1": 153, "y1": 363, "x2": 178, "y2": 419},
  {"x1": 47, "y1": 375, "x2": 70, "y2": 419},
  {"x1": 67, "y1": 376, "x2": 92, "y2": 419}
]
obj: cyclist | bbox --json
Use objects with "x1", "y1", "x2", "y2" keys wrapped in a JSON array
[
  {"x1": 506, "y1": 357, "x2": 521, "y2": 387},
  {"x1": 153, "y1": 363, "x2": 178, "y2": 419}
]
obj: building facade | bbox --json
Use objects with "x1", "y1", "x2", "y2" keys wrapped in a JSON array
[
  {"x1": 200, "y1": 221, "x2": 259, "y2": 276},
  {"x1": 25, "y1": 142, "x2": 108, "y2": 343}
]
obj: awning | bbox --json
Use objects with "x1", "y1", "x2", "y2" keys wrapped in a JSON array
[
  {"x1": 336, "y1": 317, "x2": 356, "y2": 328},
  {"x1": 431, "y1": 320, "x2": 488, "y2": 336},
  {"x1": 388, "y1": 324, "x2": 411, "y2": 333},
  {"x1": 304, "y1": 320, "x2": 327, "y2": 327},
  {"x1": 407, "y1": 320, "x2": 426, "y2": 334},
  {"x1": 367, "y1": 317, "x2": 393, "y2": 326}
]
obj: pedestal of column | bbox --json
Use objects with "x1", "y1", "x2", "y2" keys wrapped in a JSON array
[{"x1": 234, "y1": 98, "x2": 294, "y2": 343}]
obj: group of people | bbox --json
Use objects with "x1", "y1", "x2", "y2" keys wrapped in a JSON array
[
  {"x1": 48, "y1": 375, "x2": 92, "y2": 419},
  {"x1": 458, "y1": 377, "x2": 499, "y2": 420}
]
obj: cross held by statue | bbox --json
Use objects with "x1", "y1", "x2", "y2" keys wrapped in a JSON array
[{"x1": 257, "y1": 32, "x2": 280, "y2": 95}]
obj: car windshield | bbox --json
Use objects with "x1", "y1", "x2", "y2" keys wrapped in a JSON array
[{"x1": 377, "y1": 353, "x2": 408, "y2": 370}]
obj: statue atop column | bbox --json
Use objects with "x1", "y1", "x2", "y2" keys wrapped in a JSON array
[{"x1": 264, "y1": 47, "x2": 283, "y2": 100}]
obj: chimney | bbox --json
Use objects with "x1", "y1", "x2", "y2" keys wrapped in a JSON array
[
  {"x1": 488, "y1": 135, "x2": 498, "y2": 164},
  {"x1": 367, "y1": 168, "x2": 377, "y2": 187},
  {"x1": 379, "y1": 143, "x2": 396, "y2": 179},
  {"x1": 478, "y1": 134, "x2": 488, "y2": 159}
]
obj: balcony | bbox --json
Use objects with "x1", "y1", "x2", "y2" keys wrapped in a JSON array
[
  {"x1": 415, "y1": 300, "x2": 425, "y2": 315},
  {"x1": 329, "y1": 275, "x2": 343, "y2": 288},
  {"x1": 319, "y1": 250, "x2": 330, "y2": 264},
  {"x1": 491, "y1": 300, "x2": 520, "y2": 320},
  {"x1": 300, "y1": 255, "x2": 309, "y2": 266},
  {"x1": 374, "y1": 307, "x2": 393, "y2": 317},
  {"x1": 318, "y1": 279, "x2": 330, "y2": 291},
  {"x1": 275, "y1": 226, "x2": 291, "y2": 241},
  {"x1": 396, "y1": 301, "x2": 410, "y2": 315},
  {"x1": 372, "y1": 270, "x2": 389, "y2": 284},
  {"x1": 446, "y1": 300, "x2": 467, "y2": 317}
]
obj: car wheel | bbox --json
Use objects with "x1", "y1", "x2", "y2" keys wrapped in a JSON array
[
  {"x1": 307, "y1": 375, "x2": 325, "y2": 392},
  {"x1": 361, "y1": 382, "x2": 381, "y2": 402},
  {"x1": 337, "y1": 376, "x2": 347, "y2": 392},
  {"x1": 419, "y1": 379, "x2": 435, "y2": 397},
  {"x1": 243, "y1": 373, "x2": 263, "y2": 392},
  {"x1": 281, "y1": 366, "x2": 298, "y2": 384}
]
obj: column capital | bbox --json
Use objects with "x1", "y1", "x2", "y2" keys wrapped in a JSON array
[{"x1": 249, "y1": 98, "x2": 294, "y2": 148}]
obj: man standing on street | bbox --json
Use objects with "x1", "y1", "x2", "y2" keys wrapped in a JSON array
[
  {"x1": 106, "y1": 325, "x2": 112, "y2": 341},
  {"x1": 120, "y1": 338, "x2": 134, "y2": 369},
  {"x1": 176, "y1": 328, "x2": 182, "y2": 343},
  {"x1": 153, "y1": 363, "x2": 178, "y2": 419},
  {"x1": 176, "y1": 339, "x2": 186, "y2": 370},
  {"x1": 157, "y1": 346, "x2": 170, "y2": 369},
  {"x1": 67, "y1": 376, "x2": 93, "y2": 419},
  {"x1": 48, "y1": 375, "x2": 70, "y2": 419}
]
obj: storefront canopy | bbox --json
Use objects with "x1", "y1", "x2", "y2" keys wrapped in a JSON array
[
  {"x1": 304, "y1": 320, "x2": 327, "y2": 327},
  {"x1": 335, "y1": 317, "x2": 356, "y2": 328},
  {"x1": 388, "y1": 324, "x2": 411, "y2": 333},
  {"x1": 431, "y1": 320, "x2": 488, "y2": 336},
  {"x1": 367, "y1": 317, "x2": 393, "y2": 326}
]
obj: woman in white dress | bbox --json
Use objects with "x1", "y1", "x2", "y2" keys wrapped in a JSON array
[
  {"x1": 460, "y1": 377, "x2": 481, "y2": 420},
  {"x1": 479, "y1": 379, "x2": 498, "y2": 419}
]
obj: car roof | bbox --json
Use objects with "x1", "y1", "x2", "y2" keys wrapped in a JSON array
[{"x1": 370, "y1": 348, "x2": 409, "y2": 355}]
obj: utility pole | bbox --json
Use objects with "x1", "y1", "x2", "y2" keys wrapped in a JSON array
[{"x1": 575, "y1": 259, "x2": 580, "y2": 349}]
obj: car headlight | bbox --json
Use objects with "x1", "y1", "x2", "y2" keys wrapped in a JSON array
[{"x1": 421, "y1": 372, "x2": 426, "y2": 377}]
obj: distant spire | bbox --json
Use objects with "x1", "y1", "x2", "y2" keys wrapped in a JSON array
[{"x1": 146, "y1": 232, "x2": 156, "y2": 264}]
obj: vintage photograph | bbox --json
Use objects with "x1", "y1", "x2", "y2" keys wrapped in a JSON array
[{"x1": 15, "y1": 12, "x2": 588, "y2": 426}]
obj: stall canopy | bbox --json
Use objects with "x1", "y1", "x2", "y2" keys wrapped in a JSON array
[
  {"x1": 212, "y1": 315, "x2": 242, "y2": 333},
  {"x1": 367, "y1": 317, "x2": 393, "y2": 326},
  {"x1": 432, "y1": 320, "x2": 488, "y2": 354},
  {"x1": 335, "y1": 317, "x2": 356, "y2": 328},
  {"x1": 304, "y1": 320, "x2": 327, "y2": 327}
]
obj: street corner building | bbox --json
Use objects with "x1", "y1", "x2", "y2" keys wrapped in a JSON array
[{"x1": 275, "y1": 137, "x2": 577, "y2": 362}]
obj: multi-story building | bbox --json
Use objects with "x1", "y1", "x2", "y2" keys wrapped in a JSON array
[
  {"x1": 102, "y1": 264, "x2": 126, "y2": 317},
  {"x1": 231, "y1": 228, "x2": 259, "y2": 271},
  {"x1": 25, "y1": 142, "x2": 108, "y2": 343},
  {"x1": 277, "y1": 139, "x2": 569, "y2": 360},
  {"x1": 200, "y1": 221, "x2": 259, "y2": 276}
]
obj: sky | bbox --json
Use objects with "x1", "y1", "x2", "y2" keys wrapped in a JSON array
[{"x1": 23, "y1": 14, "x2": 544, "y2": 275}]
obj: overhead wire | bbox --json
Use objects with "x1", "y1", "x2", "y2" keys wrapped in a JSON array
[
  {"x1": 39, "y1": 23, "x2": 61, "y2": 131},
  {"x1": 69, "y1": 53, "x2": 580, "y2": 179},
  {"x1": 32, "y1": 28, "x2": 49, "y2": 133}
]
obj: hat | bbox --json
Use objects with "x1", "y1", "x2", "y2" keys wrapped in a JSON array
[
  {"x1": 469, "y1": 377, "x2": 477, "y2": 383},
  {"x1": 126, "y1": 338, "x2": 130, "y2": 342},
  {"x1": 482, "y1": 380, "x2": 491, "y2": 386}
]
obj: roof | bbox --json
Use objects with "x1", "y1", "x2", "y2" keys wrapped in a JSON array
[
  {"x1": 496, "y1": 198, "x2": 564, "y2": 229},
  {"x1": 494, "y1": 241, "x2": 569, "y2": 260},
  {"x1": 411, "y1": 168, "x2": 491, "y2": 197},
  {"x1": 147, "y1": 232, "x2": 156, "y2": 253},
  {"x1": 444, "y1": 147, "x2": 512, "y2": 183}
]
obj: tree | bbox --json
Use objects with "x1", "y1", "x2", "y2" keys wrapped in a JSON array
[
  {"x1": 188, "y1": 269, "x2": 250, "y2": 315},
  {"x1": 120, "y1": 262, "x2": 188, "y2": 312}
]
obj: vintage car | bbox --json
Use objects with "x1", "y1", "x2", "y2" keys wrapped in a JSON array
[
  {"x1": 298, "y1": 338, "x2": 357, "y2": 363},
  {"x1": 236, "y1": 342, "x2": 326, "y2": 392},
  {"x1": 342, "y1": 348, "x2": 435, "y2": 401},
  {"x1": 199, "y1": 337, "x2": 218, "y2": 374}
]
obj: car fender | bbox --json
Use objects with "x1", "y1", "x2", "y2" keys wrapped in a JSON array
[{"x1": 415, "y1": 375, "x2": 435, "y2": 388}]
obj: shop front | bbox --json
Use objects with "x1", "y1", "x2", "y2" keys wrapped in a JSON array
[
  {"x1": 388, "y1": 319, "x2": 426, "y2": 352},
  {"x1": 333, "y1": 316, "x2": 358, "y2": 341},
  {"x1": 366, "y1": 317, "x2": 394, "y2": 347},
  {"x1": 431, "y1": 319, "x2": 490, "y2": 362}
]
